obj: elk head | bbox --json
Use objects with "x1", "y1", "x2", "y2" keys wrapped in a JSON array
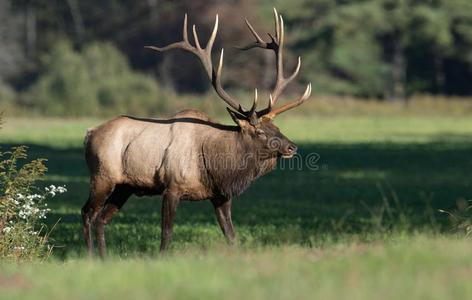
[{"x1": 146, "y1": 8, "x2": 311, "y2": 159}]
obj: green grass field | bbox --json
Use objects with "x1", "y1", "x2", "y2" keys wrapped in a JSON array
[{"x1": 1, "y1": 107, "x2": 472, "y2": 299}]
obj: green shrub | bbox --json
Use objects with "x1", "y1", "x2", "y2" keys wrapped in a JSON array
[
  {"x1": 0, "y1": 116, "x2": 67, "y2": 261},
  {"x1": 25, "y1": 41, "x2": 160, "y2": 116}
]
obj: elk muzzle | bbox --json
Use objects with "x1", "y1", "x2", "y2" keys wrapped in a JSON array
[{"x1": 281, "y1": 142, "x2": 297, "y2": 158}]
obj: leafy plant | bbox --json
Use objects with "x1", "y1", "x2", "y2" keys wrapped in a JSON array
[{"x1": 0, "y1": 116, "x2": 66, "y2": 261}]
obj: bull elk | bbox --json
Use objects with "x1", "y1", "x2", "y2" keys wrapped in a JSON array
[{"x1": 82, "y1": 8, "x2": 311, "y2": 257}]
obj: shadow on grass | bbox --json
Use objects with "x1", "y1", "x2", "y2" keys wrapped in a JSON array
[{"x1": 2, "y1": 138, "x2": 472, "y2": 257}]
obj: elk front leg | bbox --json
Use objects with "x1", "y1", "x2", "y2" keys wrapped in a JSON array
[
  {"x1": 160, "y1": 191, "x2": 181, "y2": 252},
  {"x1": 212, "y1": 197, "x2": 236, "y2": 245}
]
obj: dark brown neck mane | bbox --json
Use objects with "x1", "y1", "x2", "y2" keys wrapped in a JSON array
[{"x1": 202, "y1": 130, "x2": 277, "y2": 198}]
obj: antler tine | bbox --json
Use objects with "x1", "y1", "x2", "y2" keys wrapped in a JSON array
[
  {"x1": 276, "y1": 15, "x2": 284, "y2": 80},
  {"x1": 239, "y1": 7, "x2": 280, "y2": 50},
  {"x1": 216, "y1": 48, "x2": 224, "y2": 79},
  {"x1": 192, "y1": 25, "x2": 202, "y2": 50},
  {"x1": 248, "y1": 88, "x2": 258, "y2": 116},
  {"x1": 246, "y1": 19, "x2": 266, "y2": 44},
  {"x1": 266, "y1": 83, "x2": 312, "y2": 119},
  {"x1": 213, "y1": 49, "x2": 244, "y2": 112},
  {"x1": 183, "y1": 14, "x2": 189, "y2": 42},
  {"x1": 271, "y1": 55, "x2": 301, "y2": 102},
  {"x1": 237, "y1": 18, "x2": 275, "y2": 51},
  {"x1": 271, "y1": 14, "x2": 287, "y2": 105},
  {"x1": 206, "y1": 14, "x2": 219, "y2": 50},
  {"x1": 273, "y1": 7, "x2": 280, "y2": 41},
  {"x1": 145, "y1": 14, "x2": 193, "y2": 53}
]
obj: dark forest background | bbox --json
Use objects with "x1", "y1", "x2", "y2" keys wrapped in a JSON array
[{"x1": 1, "y1": 0, "x2": 471, "y2": 116}]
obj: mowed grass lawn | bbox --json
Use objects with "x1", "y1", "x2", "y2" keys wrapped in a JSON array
[{"x1": 1, "y1": 109, "x2": 472, "y2": 299}]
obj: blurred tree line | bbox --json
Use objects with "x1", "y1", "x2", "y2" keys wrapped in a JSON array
[
  {"x1": 278, "y1": 0, "x2": 472, "y2": 99},
  {"x1": 0, "y1": 0, "x2": 471, "y2": 116}
]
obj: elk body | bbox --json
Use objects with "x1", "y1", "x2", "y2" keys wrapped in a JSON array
[{"x1": 82, "y1": 8, "x2": 311, "y2": 257}]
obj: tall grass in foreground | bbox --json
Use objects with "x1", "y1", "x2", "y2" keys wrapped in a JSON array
[{"x1": 1, "y1": 235, "x2": 472, "y2": 300}]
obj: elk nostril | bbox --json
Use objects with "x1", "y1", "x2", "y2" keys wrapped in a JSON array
[{"x1": 287, "y1": 144, "x2": 297, "y2": 154}]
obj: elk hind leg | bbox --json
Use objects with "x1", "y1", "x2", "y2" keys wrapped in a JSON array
[
  {"x1": 81, "y1": 179, "x2": 114, "y2": 256},
  {"x1": 95, "y1": 185, "x2": 133, "y2": 258},
  {"x1": 160, "y1": 191, "x2": 181, "y2": 252}
]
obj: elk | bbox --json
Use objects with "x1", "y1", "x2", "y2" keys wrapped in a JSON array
[{"x1": 81, "y1": 8, "x2": 311, "y2": 257}]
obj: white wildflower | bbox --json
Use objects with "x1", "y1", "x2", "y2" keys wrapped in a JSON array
[{"x1": 45, "y1": 184, "x2": 67, "y2": 197}]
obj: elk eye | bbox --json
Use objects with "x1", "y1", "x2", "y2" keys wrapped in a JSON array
[{"x1": 256, "y1": 129, "x2": 266, "y2": 139}]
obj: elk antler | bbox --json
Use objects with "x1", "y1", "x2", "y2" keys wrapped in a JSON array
[
  {"x1": 238, "y1": 8, "x2": 311, "y2": 118},
  {"x1": 146, "y1": 14, "x2": 259, "y2": 121},
  {"x1": 147, "y1": 9, "x2": 310, "y2": 122}
]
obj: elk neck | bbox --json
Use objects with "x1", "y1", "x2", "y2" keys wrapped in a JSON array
[{"x1": 201, "y1": 127, "x2": 277, "y2": 198}]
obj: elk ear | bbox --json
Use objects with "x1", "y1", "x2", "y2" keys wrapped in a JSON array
[{"x1": 226, "y1": 108, "x2": 250, "y2": 128}]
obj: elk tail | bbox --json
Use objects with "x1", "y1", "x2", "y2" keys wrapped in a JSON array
[{"x1": 83, "y1": 128, "x2": 94, "y2": 149}]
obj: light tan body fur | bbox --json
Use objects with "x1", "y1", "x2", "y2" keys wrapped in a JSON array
[{"x1": 85, "y1": 110, "x2": 222, "y2": 201}]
